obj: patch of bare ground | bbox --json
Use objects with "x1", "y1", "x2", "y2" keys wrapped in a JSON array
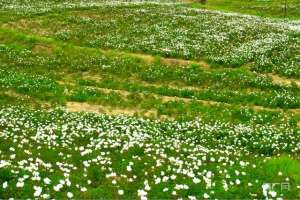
[
  {"x1": 270, "y1": 74, "x2": 300, "y2": 87},
  {"x1": 65, "y1": 99, "x2": 300, "y2": 126},
  {"x1": 59, "y1": 77, "x2": 300, "y2": 125},
  {"x1": 181, "y1": 0, "x2": 198, "y2": 3},
  {"x1": 291, "y1": 109, "x2": 300, "y2": 115},
  {"x1": 66, "y1": 102, "x2": 132, "y2": 115},
  {"x1": 65, "y1": 81, "x2": 290, "y2": 112},
  {"x1": 60, "y1": 78, "x2": 210, "y2": 104},
  {"x1": 65, "y1": 102, "x2": 169, "y2": 119},
  {"x1": 113, "y1": 51, "x2": 211, "y2": 69},
  {"x1": 243, "y1": 63, "x2": 299, "y2": 88},
  {"x1": 32, "y1": 44, "x2": 53, "y2": 55},
  {"x1": 2, "y1": 19, "x2": 50, "y2": 36},
  {"x1": 81, "y1": 72, "x2": 103, "y2": 82},
  {"x1": 4, "y1": 90, "x2": 30, "y2": 99},
  {"x1": 3, "y1": 90, "x2": 51, "y2": 108},
  {"x1": 63, "y1": 71, "x2": 207, "y2": 92},
  {"x1": 59, "y1": 77, "x2": 299, "y2": 113}
]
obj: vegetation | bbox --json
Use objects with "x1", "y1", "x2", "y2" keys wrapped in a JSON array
[
  {"x1": 0, "y1": 0, "x2": 299, "y2": 199},
  {"x1": 2, "y1": 1, "x2": 299, "y2": 77},
  {"x1": 187, "y1": 0, "x2": 300, "y2": 19}
]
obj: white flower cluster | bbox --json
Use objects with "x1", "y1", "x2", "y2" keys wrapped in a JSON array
[
  {"x1": 6, "y1": 2, "x2": 297, "y2": 77},
  {"x1": 0, "y1": 106, "x2": 298, "y2": 198}
]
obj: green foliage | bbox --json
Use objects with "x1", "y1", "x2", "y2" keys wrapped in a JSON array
[{"x1": 0, "y1": 1, "x2": 299, "y2": 199}]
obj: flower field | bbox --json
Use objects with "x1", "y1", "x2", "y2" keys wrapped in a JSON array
[
  {"x1": 2, "y1": 1, "x2": 299, "y2": 77},
  {"x1": 0, "y1": 0, "x2": 300, "y2": 199}
]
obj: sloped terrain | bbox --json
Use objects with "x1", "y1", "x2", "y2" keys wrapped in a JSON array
[{"x1": 0, "y1": 0, "x2": 299, "y2": 199}]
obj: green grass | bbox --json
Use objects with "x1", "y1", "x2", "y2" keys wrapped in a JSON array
[
  {"x1": 0, "y1": 1, "x2": 299, "y2": 199},
  {"x1": 2, "y1": 3, "x2": 299, "y2": 78},
  {"x1": 0, "y1": 106, "x2": 299, "y2": 199},
  {"x1": 1, "y1": 28, "x2": 299, "y2": 110},
  {"x1": 186, "y1": 0, "x2": 300, "y2": 20}
]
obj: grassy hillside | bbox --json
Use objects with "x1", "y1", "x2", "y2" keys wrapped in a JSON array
[
  {"x1": 0, "y1": 0, "x2": 299, "y2": 199},
  {"x1": 186, "y1": 0, "x2": 300, "y2": 19}
]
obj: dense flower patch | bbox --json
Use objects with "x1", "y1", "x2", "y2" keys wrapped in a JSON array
[
  {"x1": 2, "y1": 1, "x2": 299, "y2": 77},
  {"x1": 0, "y1": 106, "x2": 300, "y2": 199},
  {"x1": 0, "y1": 1, "x2": 300, "y2": 199}
]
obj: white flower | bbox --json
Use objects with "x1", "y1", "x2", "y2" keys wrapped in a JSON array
[
  {"x1": 239, "y1": 161, "x2": 246, "y2": 166},
  {"x1": 206, "y1": 171, "x2": 212, "y2": 178},
  {"x1": 127, "y1": 165, "x2": 132, "y2": 172},
  {"x1": 33, "y1": 186, "x2": 42, "y2": 197},
  {"x1": 67, "y1": 192, "x2": 74, "y2": 198},
  {"x1": 235, "y1": 179, "x2": 241, "y2": 185},
  {"x1": 187, "y1": 172, "x2": 195, "y2": 178},
  {"x1": 193, "y1": 177, "x2": 201, "y2": 184},
  {"x1": 144, "y1": 184, "x2": 151, "y2": 191},
  {"x1": 285, "y1": 177, "x2": 289, "y2": 181},
  {"x1": 41, "y1": 194, "x2": 50, "y2": 199},
  {"x1": 235, "y1": 170, "x2": 240, "y2": 176},
  {"x1": 3, "y1": 181, "x2": 8, "y2": 189},
  {"x1": 81, "y1": 187, "x2": 87, "y2": 192},
  {"x1": 188, "y1": 196, "x2": 197, "y2": 200},
  {"x1": 16, "y1": 181, "x2": 24, "y2": 188},
  {"x1": 141, "y1": 196, "x2": 147, "y2": 200},
  {"x1": 155, "y1": 177, "x2": 161, "y2": 184},
  {"x1": 262, "y1": 183, "x2": 270, "y2": 197},
  {"x1": 44, "y1": 178, "x2": 51, "y2": 185},
  {"x1": 137, "y1": 189, "x2": 147, "y2": 197},
  {"x1": 162, "y1": 176, "x2": 169, "y2": 182},
  {"x1": 53, "y1": 184, "x2": 63, "y2": 191},
  {"x1": 269, "y1": 190, "x2": 277, "y2": 197},
  {"x1": 223, "y1": 180, "x2": 228, "y2": 191},
  {"x1": 66, "y1": 179, "x2": 71, "y2": 187},
  {"x1": 203, "y1": 193, "x2": 210, "y2": 199},
  {"x1": 278, "y1": 171, "x2": 283, "y2": 176},
  {"x1": 163, "y1": 188, "x2": 168, "y2": 192},
  {"x1": 118, "y1": 189, "x2": 124, "y2": 195}
]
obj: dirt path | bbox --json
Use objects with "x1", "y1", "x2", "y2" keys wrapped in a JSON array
[
  {"x1": 270, "y1": 74, "x2": 300, "y2": 87},
  {"x1": 66, "y1": 102, "x2": 140, "y2": 116},
  {"x1": 60, "y1": 80, "x2": 298, "y2": 114},
  {"x1": 100, "y1": 49, "x2": 211, "y2": 69},
  {"x1": 4, "y1": 87, "x2": 299, "y2": 125}
]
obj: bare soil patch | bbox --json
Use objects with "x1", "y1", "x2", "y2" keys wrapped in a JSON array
[
  {"x1": 32, "y1": 44, "x2": 53, "y2": 55},
  {"x1": 270, "y1": 74, "x2": 300, "y2": 87}
]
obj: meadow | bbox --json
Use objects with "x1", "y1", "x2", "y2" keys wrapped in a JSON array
[
  {"x1": 187, "y1": 0, "x2": 300, "y2": 20},
  {"x1": 0, "y1": 0, "x2": 299, "y2": 199}
]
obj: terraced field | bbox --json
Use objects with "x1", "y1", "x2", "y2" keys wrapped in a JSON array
[{"x1": 0, "y1": 0, "x2": 300, "y2": 199}]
